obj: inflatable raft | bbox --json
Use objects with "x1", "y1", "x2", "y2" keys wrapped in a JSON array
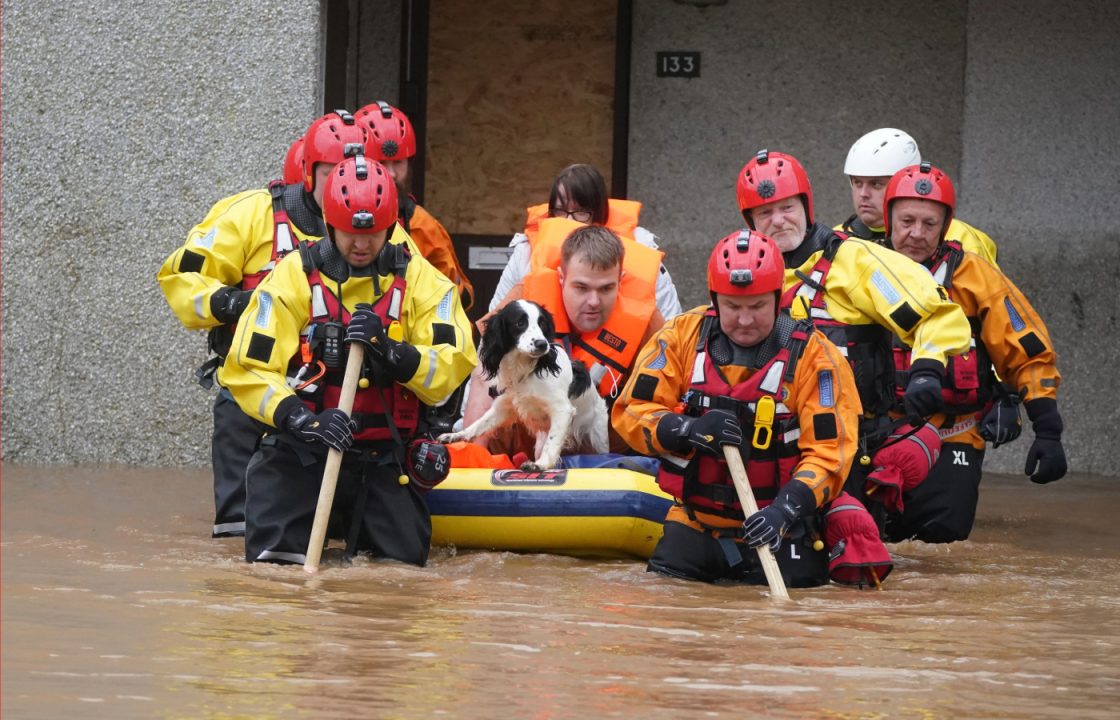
[{"x1": 428, "y1": 457, "x2": 673, "y2": 559}]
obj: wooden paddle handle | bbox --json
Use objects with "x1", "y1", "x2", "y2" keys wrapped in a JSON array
[
  {"x1": 304, "y1": 342, "x2": 365, "y2": 573},
  {"x1": 723, "y1": 444, "x2": 791, "y2": 602}
]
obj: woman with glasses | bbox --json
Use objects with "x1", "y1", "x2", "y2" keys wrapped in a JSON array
[{"x1": 489, "y1": 164, "x2": 682, "y2": 322}]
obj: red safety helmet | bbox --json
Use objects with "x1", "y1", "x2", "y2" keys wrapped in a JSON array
[
  {"x1": 356, "y1": 101, "x2": 417, "y2": 161},
  {"x1": 707, "y1": 229, "x2": 785, "y2": 296},
  {"x1": 883, "y1": 161, "x2": 956, "y2": 242},
  {"x1": 736, "y1": 149, "x2": 815, "y2": 226},
  {"x1": 301, "y1": 110, "x2": 366, "y2": 192},
  {"x1": 322, "y1": 156, "x2": 399, "y2": 234},
  {"x1": 282, "y1": 136, "x2": 304, "y2": 185}
]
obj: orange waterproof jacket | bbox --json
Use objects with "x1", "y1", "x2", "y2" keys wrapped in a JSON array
[
  {"x1": 402, "y1": 199, "x2": 474, "y2": 310},
  {"x1": 899, "y1": 244, "x2": 1060, "y2": 448},
  {"x1": 612, "y1": 307, "x2": 861, "y2": 513}
]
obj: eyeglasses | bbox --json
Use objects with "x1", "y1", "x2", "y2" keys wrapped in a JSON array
[{"x1": 550, "y1": 207, "x2": 593, "y2": 223}]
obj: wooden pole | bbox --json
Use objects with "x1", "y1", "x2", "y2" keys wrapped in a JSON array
[
  {"x1": 304, "y1": 342, "x2": 365, "y2": 573},
  {"x1": 723, "y1": 445, "x2": 791, "y2": 602}
]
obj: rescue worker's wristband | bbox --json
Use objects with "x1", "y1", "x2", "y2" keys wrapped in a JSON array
[
  {"x1": 273, "y1": 395, "x2": 310, "y2": 432},
  {"x1": 379, "y1": 339, "x2": 421, "y2": 384},
  {"x1": 1024, "y1": 397, "x2": 1063, "y2": 439},
  {"x1": 654, "y1": 413, "x2": 693, "y2": 454},
  {"x1": 210, "y1": 286, "x2": 251, "y2": 324}
]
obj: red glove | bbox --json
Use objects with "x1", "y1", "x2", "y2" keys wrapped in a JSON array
[
  {"x1": 407, "y1": 439, "x2": 451, "y2": 493},
  {"x1": 824, "y1": 492, "x2": 893, "y2": 588},
  {"x1": 864, "y1": 422, "x2": 941, "y2": 513}
]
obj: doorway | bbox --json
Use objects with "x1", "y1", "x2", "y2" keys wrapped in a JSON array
[{"x1": 400, "y1": 0, "x2": 632, "y2": 321}]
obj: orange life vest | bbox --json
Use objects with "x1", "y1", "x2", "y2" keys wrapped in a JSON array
[
  {"x1": 522, "y1": 198, "x2": 642, "y2": 245},
  {"x1": 521, "y1": 215, "x2": 662, "y2": 399}
]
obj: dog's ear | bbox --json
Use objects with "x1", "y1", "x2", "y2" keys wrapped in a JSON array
[
  {"x1": 568, "y1": 359, "x2": 593, "y2": 400},
  {"x1": 535, "y1": 302, "x2": 556, "y2": 340},
  {"x1": 535, "y1": 343, "x2": 563, "y2": 378},
  {"x1": 479, "y1": 309, "x2": 511, "y2": 379}
]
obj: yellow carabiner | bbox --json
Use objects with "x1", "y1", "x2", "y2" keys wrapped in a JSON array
[{"x1": 752, "y1": 395, "x2": 776, "y2": 450}]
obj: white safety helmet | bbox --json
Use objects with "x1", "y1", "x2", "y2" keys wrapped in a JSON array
[{"x1": 844, "y1": 128, "x2": 922, "y2": 177}]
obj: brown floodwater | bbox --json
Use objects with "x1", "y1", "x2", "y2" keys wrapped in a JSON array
[{"x1": 2, "y1": 462, "x2": 1118, "y2": 719}]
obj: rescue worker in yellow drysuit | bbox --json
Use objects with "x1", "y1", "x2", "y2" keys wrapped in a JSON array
[
  {"x1": 158, "y1": 110, "x2": 366, "y2": 537},
  {"x1": 736, "y1": 149, "x2": 972, "y2": 427},
  {"x1": 220, "y1": 155, "x2": 476, "y2": 565},
  {"x1": 356, "y1": 101, "x2": 474, "y2": 311}
]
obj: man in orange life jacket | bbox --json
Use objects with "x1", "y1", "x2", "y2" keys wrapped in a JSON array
[
  {"x1": 612, "y1": 230, "x2": 886, "y2": 587},
  {"x1": 879, "y1": 162, "x2": 1067, "y2": 543},
  {"x1": 219, "y1": 155, "x2": 475, "y2": 566},
  {"x1": 356, "y1": 101, "x2": 475, "y2": 311},
  {"x1": 461, "y1": 223, "x2": 666, "y2": 460},
  {"x1": 157, "y1": 110, "x2": 365, "y2": 538}
]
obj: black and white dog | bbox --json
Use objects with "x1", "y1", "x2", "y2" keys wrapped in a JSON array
[{"x1": 439, "y1": 300, "x2": 609, "y2": 471}]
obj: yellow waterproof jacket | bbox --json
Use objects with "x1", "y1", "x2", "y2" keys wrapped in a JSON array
[
  {"x1": 405, "y1": 201, "x2": 475, "y2": 311},
  {"x1": 784, "y1": 232, "x2": 972, "y2": 370},
  {"x1": 947, "y1": 219, "x2": 999, "y2": 267},
  {"x1": 218, "y1": 227, "x2": 477, "y2": 427},
  {"x1": 611, "y1": 307, "x2": 861, "y2": 509},
  {"x1": 158, "y1": 188, "x2": 322, "y2": 329},
  {"x1": 916, "y1": 249, "x2": 1060, "y2": 448},
  {"x1": 834, "y1": 216, "x2": 999, "y2": 266}
]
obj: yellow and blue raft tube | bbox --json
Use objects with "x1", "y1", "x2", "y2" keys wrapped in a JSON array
[{"x1": 428, "y1": 455, "x2": 672, "y2": 559}]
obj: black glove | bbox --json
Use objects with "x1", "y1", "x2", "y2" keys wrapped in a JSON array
[
  {"x1": 979, "y1": 390, "x2": 1023, "y2": 448},
  {"x1": 1024, "y1": 398, "x2": 1067, "y2": 484},
  {"x1": 742, "y1": 481, "x2": 816, "y2": 551},
  {"x1": 903, "y1": 359, "x2": 945, "y2": 420},
  {"x1": 656, "y1": 410, "x2": 742, "y2": 457},
  {"x1": 407, "y1": 439, "x2": 451, "y2": 493},
  {"x1": 285, "y1": 405, "x2": 355, "y2": 453},
  {"x1": 345, "y1": 305, "x2": 421, "y2": 383},
  {"x1": 210, "y1": 286, "x2": 252, "y2": 324},
  {"x1": 346, "y1": 304, "x2": 388, "y2": 349}
]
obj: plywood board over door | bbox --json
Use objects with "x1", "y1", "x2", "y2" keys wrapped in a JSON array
[{"x1": 424, "y1": 0, "x2": 618, "y2": 314}]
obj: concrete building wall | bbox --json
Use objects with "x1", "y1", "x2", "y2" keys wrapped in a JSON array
[
  {"x1": 958, "y1": 0, "x2": 1120, "y2": 475},
  {"x1": 628, "y1": 0, "x2": 969, "y2": 307},
  {"x1": 1, "y1": 0, "x2": 322, "y2": 465}
]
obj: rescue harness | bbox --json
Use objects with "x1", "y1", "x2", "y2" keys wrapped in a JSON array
[
  {"x1": 655, "y1": 310, "x2": 812, "y2": 527},
  {"x1": 891, "y1": 241, "x2": 996, "y2": 416}
]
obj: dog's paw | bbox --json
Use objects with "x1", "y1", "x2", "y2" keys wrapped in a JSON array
[
  {"x1": 519, "y1": 461, "x2": 545, "y2": 472},
  {"x1": 437, "y1": 432, "x2": 461, "y2": 443}
]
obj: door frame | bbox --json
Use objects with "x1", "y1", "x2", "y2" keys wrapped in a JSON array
[{"x1": 398, "y1": 0, "x2": 632, "y2": 205}]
